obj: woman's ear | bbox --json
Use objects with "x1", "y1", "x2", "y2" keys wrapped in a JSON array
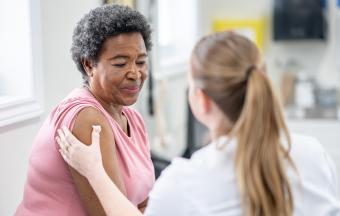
[
  {"x1": 81, "y1": 58, "x2": 95, "y2": 77},
  {"x1": 196, "y1": 89, "x2": 212, "y2": 114}
]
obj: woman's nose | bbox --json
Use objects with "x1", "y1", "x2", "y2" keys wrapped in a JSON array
[{"x1": 127, "y1": 64, "x2": 141, "y2": 80}]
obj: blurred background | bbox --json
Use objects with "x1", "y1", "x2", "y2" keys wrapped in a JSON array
[{"x1": 1, "y1": 0, "x2": 340, "y2": 214}]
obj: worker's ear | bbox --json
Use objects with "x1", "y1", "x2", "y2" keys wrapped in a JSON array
[
  {"x1": 81, "y1": 58, "x2": 95, "y2": 77},
  {"x1": 196, "y1": 89, "x2": 212, "y2": 114}
]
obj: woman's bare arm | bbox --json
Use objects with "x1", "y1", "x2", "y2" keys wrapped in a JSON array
[
  {"x1": 57, "y1": 124, "x2": 142, "y2": 216},
  {"x1": 67, "y1": 107, "x2": 126, "y2": 215},
  {"x1": 87, "y1": 169, "x2": 142, "y2": 216}
]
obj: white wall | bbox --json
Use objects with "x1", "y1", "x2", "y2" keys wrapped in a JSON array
[
  {"x1": 0, "y1": 0, "x2": 100, "y2": 215},
  {"x1": 200, "y1": 0, "x2": 340, "y2": 86}
]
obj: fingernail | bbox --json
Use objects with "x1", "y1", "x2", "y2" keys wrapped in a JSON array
[{"x1": 92, "y1": 125, "x2": 101, "y2": 132}]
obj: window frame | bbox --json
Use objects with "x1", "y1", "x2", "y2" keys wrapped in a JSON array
[
  {"x1": 0, "y1": 0, "x2": 43, "y2": 127},
  {"x1": 151, "y1": 0, "x2": 199, "y2": 80}
]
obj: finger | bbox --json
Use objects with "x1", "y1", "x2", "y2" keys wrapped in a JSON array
[
  {"x1": 59, "y1": 142, "x2": 73, "y2": 161},
  {"x1": 57, "y1": 136, "x2": 70, "y2": 153},
  {"x1": 56, "y1": 136, "x2": 66, "y2": 149},
  {"x1": 92, "y1": 125, "x2": 102, "y2": 133},
  {"x1": 62, "y1": 125, "x2": 81, "y2": 148},
  {"x1": 56, "y1": 133, "x2": 73, "y2": 151},
  {"x1": 91, "y1": 125, "x2": 101, "y2": 146},
  {"x1": 59, "y1": 149, "x2": 71, "y2": 164},
  {"x1": 67, "y1": 142, "x2": 76, "y2": 156},
  {"x1": 59, "y1": 146, "x2": 69, "y2": 159},
  {"x1": 57, "y1": 129, "x2": 66, "y2": 143},
  {"x1": 56, "y1": 136, "x2": 63, "y2": 149},
  {"x1": 60, "y1": 151, "x2": 73, "y2": 168}
]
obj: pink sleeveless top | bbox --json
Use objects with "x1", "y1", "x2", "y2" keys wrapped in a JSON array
[{"x1": 15, "y1": 88, "x2": 155, "y2": 216}]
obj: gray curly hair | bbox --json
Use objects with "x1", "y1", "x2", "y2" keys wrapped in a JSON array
[{"x1": 71, "y1": 4, "x2": 152, "y2": 84}]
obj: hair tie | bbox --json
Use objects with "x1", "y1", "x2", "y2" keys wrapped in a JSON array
[{"x1": 245, "y1": 65, "x2": 257, "y2": 79}]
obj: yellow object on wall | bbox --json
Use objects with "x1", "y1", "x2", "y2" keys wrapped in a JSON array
[
  {"x1": 213, "y1": 18, "x2": 265, "y2": 50},
  {"x1": 104, "y1": 0, "x2": 136, "y2": 8}
]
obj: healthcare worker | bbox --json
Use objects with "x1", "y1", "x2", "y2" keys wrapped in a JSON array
[{"x1": 57, "y1": 31, "x2": 340, "y2": 216}]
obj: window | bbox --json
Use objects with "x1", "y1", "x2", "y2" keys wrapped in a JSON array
[
  {"x1": 153, "y1": 0, "x2": 198, "y2": 78},
  {"x1": 0, "y1": 0, "x2": 43, "y2": 127}
]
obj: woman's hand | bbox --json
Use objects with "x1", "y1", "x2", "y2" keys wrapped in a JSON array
[{"x1": 56, "y1": 125, "x2": 105, "y2": 179}]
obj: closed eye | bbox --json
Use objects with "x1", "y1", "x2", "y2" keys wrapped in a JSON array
[
  {"x1": 113, "y1": 63, "x2": 126, "y2": 68},
  {"x1": 136, "y1": 61, "x2": 146, "y2": 66}
]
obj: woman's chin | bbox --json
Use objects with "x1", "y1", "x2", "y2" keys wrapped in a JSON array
[{"x1": 122, "y1": 96, "x2": 139, "y2": 106}]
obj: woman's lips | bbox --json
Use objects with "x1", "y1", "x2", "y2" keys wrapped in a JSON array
[{"x1": 121, "y1": 85, "x2": 140, "y2": 94}]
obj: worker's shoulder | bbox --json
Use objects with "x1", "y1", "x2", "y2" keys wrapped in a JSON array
[
  {"x1": 289, "y1": 133, "x2": 334, "y2": 177},
  {"x1": 290, "y1": 133, "x2": 325, "y2": 158}
]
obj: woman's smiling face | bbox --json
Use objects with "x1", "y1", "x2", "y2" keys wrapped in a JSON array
[{"x1": 87, "y1": 32, "x2": 148, "y2": 106}]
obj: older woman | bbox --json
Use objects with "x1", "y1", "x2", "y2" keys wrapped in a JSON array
[{"x1": 15, "y1": 5, "x2": 155, "y2": 216}]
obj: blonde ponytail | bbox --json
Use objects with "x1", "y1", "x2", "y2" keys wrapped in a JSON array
[
  {"x1": 234, "y1": 68, "x2": 294, "y2": 216},
  {"x1": 192, "y1": 31, "x2": 295, "y2": 216}
]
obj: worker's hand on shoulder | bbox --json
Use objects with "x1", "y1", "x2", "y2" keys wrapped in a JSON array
[{"x1": 57, "y1": 125, "x2": 104, "y2": 179}]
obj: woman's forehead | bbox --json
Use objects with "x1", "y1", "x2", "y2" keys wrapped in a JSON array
[
  {"x1": 99, "y1": 33, "x2": 147, "y2": 58},
  {"x1": 104, "y1": 33, "x2": 145, "y2": 49}
]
